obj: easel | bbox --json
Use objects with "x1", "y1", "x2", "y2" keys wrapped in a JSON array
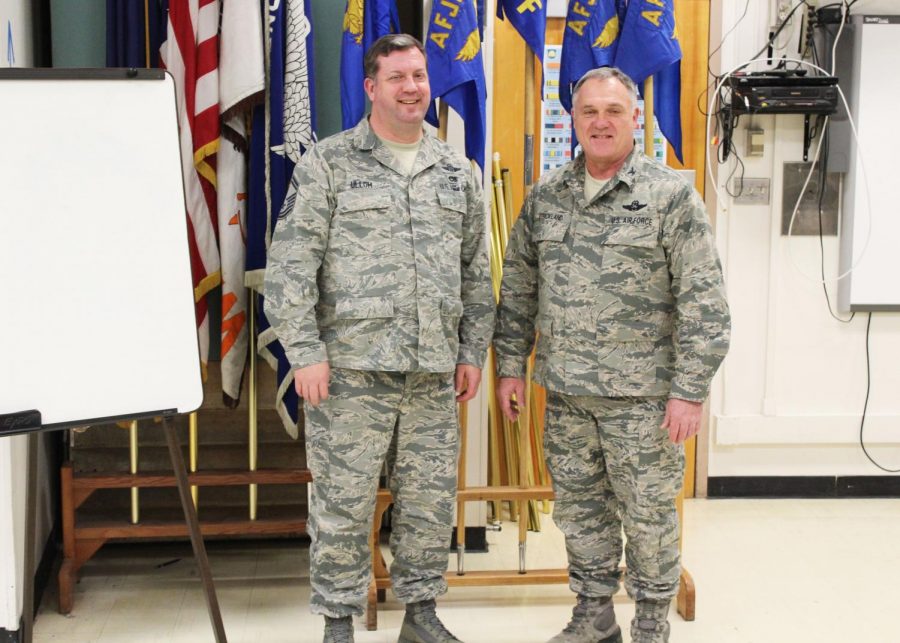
[
  {"x1": 0, "y1": 68, "x2": 233, "y2": 643},
  {"x1": 1, "y1": 415, "x2": 228, "y2": 643}
]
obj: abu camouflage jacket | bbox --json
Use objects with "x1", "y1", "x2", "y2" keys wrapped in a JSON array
[
  {"x1": 494, "y1": 146, "x2": 730, "y2": 401},
  {"x1": 264, "y1": 119, "x2": 494, "y2": 374}
]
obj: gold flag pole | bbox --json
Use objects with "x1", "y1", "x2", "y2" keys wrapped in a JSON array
[
  {"x1": 434, "y1": 102, "x2": 470, "y2": 566},
  {"x1": 131, "y1": 0, "x2": 151, "y2": 528},
  {"x1": 492, "y1": 153, "x2": 518, "y2": 521},
  {"x1": 438, "y1": 100, "x2": 449, "y2": 141},
  {"x1": 488, "y1": 182, "x2": 504, "y2": 522},
  {"x1": 492, "y1": 153, "x2": 510, "y2": 251},
  {"x1": 524, "y1": 52, "x2": 536, "y2": 196},
  {"x1": 522, "y1": 49, "x2": 544, "y2": 531},
  {"x1": 486, "y1": 349, "x2": 503, "y2": 523},
  {"x1": 456, "y1": 400, "x2": 468, "y2": 574},
  {"x1": 189, "y1": 413, "x2": 199, "y2": 507},
  {"x1": 517, "y1": 358, "x2": 535, "y2": 572},
  {"x1": 249, "y1": 292, "x2": 259, "y2": 520},
  {"x1": 643, "y1": 77, "x2": 655, "y2": 158},
  {"x1": 501, "y1": 168, "x2": 514, "y2": 229},
  {"x1": 516, "y1": 34, "x2": 540, "y2": 532},
  {"x1": 130, "y1": 420, "x2": 139, "y2": 524}
]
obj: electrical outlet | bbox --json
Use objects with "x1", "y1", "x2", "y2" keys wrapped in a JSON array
[{"x1": 732, "y1": 178, "x2": 771, "y2": 205}]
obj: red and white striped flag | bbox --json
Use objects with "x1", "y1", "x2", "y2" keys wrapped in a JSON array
[
  {"x1": 218, "y1": 0, "x2": 265, "y2": 405},
  {"x1": 160, "y1": 0, "x2": 222, "y2": 375}
]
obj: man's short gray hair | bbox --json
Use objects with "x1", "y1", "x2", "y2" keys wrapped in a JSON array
[
  {"x1": 572, "y1": 67, "x2": 639, "y2": 111},
  {"x1": 364, "y1": 34, "x2": 427, "y2": 80}
]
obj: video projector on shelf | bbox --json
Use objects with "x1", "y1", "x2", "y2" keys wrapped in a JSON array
[{"x1": 728, "y1": 70, "x2": 839, "y2": 115}]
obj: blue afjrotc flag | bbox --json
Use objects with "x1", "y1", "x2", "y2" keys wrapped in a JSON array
[
  {"x1": 559, "y1": 0, "x2": 620, "y2": 114},
  {"x1": 106, "y1": 0, "x2": 165, "y2": 68},
  {"x1": 340, "y1": 0, "x2": 399, "y2": 131},
  {"x1": 615, "y1": 0, "x2": 683, "y2": 162},
  {"x1": 425, "y1": 0, "x2": 487, "y2": 171},
  {"x1": 247, "y1": 0, "x2": 318, "y2": 436},
  {"x1": 496, "y1": 0, "x2": 547, "y2": 64}
]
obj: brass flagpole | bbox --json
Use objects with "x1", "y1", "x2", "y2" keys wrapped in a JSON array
[
  {"x1": 129, "y1": 0, "x2": 152, "y2": 526},
  {"x1": 130, "y1": 420, "x2": 139, "y2": 524},
  {"x1": 643, "y1": 77, "x2": 655, "y2": 157},
  {"x1": 523, "y1": 52, "x2": 535, "y2": 195},
  {"x1": 190, "y1": 412, "x2": 199, "y2": 506},
  {"x1": 456, "y1": 400, "x2": 467, "y2": 574},
  {"x1": 249, "y1": 293, "x2": 259, "y2": 520},
  {"x1": 436, "y1": 99, "x2": 468, "y2": 570}
]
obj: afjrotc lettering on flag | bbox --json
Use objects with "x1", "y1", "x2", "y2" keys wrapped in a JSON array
[
  {"x1": 516, "y1": 0, "x2": 543, "y2": 14},
  {"x1": 567, "y1": 1, "x2": 598, "y2": 37},
  {"x1": 641, "y1": 0, "x2": 665, "y2": 27},
  {"x1": 430, "y1": 0, "x2": 480, "y2": 62},
  {"x1": 429, "y1": 0, "x2": 463, "y2": 48}
]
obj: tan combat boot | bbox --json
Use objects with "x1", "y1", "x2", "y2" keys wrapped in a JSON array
[
  {"x1": 398, "y1": 599, "x2": 462, "y2": 643},
  {"x1": 631, "y1": 600, "x2": 671, "y2": 643},
  {"x1": 323, "y1": 615, "x2": 354, "y2": 643},
  {"x1": 547, "y1": 595, "x2": 622, "y2": 643}
]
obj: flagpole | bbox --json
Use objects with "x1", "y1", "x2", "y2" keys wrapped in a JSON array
[
  {"x1": 643, "y1": 77, "x2": 655, "y2": 158},
  {"x1": 249, "y1": 293, "x2": 259, "y2": 520},
  {"x1": 523, "y1": 52, "x2": 535, "y2": 196},
  {"x1": 130, "y1": 0, "x2": 151, "y2": 528},
  {"x1": 518, "y1": 357, "x2": 535, "y2": 572},
  {"x1": 190, "y1": 412, "x2": 199, "y2": 506},
  {"x1": 437, "y1": 100, "x2": 449, "y2": 142},
  {"x1": 519, "y1": 44, "x2": 539, "y2": 551},
  {"x1": 436, "y1": 100, "x2": 468, "y2": 571},
  {"x1": 143, "y1": 0, "x2": 150, "y2": 69},
  {"x1": 456, "y1": 400, "x2": 467, "y2": 575},
  {"x1": 130, "y1": 420, "x2": 139, "y2": 524}
]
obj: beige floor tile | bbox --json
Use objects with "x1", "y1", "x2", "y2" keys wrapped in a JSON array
[{"x1": 34, "y1": 498, "x2": 900, "y2": 642}]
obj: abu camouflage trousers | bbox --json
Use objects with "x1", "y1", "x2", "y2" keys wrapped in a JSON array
[
  {"x1": 304, "y1": 368, "x2": 459, "y2": 617},
  {"x1": 544, "y1": 393, "x2": 684, "y2": 603}
]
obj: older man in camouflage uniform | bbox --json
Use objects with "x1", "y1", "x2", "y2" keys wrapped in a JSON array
[
  {"x1": 494, "y1": 67, "x2": 730, "y2": 643},
  {"x1": 264, "y1": 34, "x2": 494, "y2": 643}
]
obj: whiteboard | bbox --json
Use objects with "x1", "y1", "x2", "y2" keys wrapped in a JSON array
[
  {"x1": 838, "y1": 17, "x2": 900, "y2": 311},
  {"x1": 0, "y1": 69, "x2": 203, "y2": 431}
]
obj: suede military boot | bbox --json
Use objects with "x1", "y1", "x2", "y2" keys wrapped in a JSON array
[
  {"x1": 323, "y1": 615, "x2": 354, "y2": 643},
  {"x1": 547, "y1": 595, "x2": 622, "y2": 643},
  {"x1": 630, "y1": 600, "x2": 671, "y2": 643},
  {"x1": 397, "y1": 599, "x2": 462, "y2": 642}
]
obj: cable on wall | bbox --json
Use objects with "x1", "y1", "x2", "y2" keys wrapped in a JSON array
[{"x1": 858, "y1": 313, "x2": 900, "y2": 473}]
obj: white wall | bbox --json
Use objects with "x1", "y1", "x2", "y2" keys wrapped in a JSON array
[
  {"x1": 1, "y1": 1, "x2": 35, "y2": 632},
  {"x1": 708, "y1": 0, "x2": 900, "y2": 477}
]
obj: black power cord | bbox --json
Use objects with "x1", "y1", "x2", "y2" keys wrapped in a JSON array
[{"x1": 858, "y1": 313, "x2": 900, "y2": 473}]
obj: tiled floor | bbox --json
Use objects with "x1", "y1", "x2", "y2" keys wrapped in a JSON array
[{"x1": 34, "y1": 498, "x2": 900, "y2": 642}]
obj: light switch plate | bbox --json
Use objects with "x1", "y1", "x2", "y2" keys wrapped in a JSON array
[{"x1": 732, "y1": 177, "x2": 771, "y2": 205}]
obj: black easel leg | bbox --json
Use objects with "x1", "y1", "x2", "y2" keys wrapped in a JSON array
[
  {"x1": 22, "y1": 432, "x2": 39, "y2": 643},
  {"x1": 162, "y1": 417, "x2": 227, "y2": 643}
]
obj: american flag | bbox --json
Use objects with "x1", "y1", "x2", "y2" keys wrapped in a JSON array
[{"x1": 160, "y1": 0, "x2": 222, "y2": 373}]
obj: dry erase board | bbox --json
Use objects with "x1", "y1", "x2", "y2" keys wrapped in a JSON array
[
  {"x1": 838, "y1": 16, "x2": 900, "y2": 311},
  {"x1": 0, "y1": 69, "x2": 203, "y2": 431}
]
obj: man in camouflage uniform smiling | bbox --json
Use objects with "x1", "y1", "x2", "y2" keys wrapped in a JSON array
[
  {"x1": 494, "y1": 67, "x2": 730, "y2": 643},
  {"x1": 264, "y1": 34, "x2": 493, "y2": 643}
]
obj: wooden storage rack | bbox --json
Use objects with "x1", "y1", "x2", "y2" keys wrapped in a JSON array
[
  {"x1": 365, "y1": 485, "x2": 695, "y2": 630},
  {"x1": 57, "y1": 463, "x2": 312, "y2": 614}
]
